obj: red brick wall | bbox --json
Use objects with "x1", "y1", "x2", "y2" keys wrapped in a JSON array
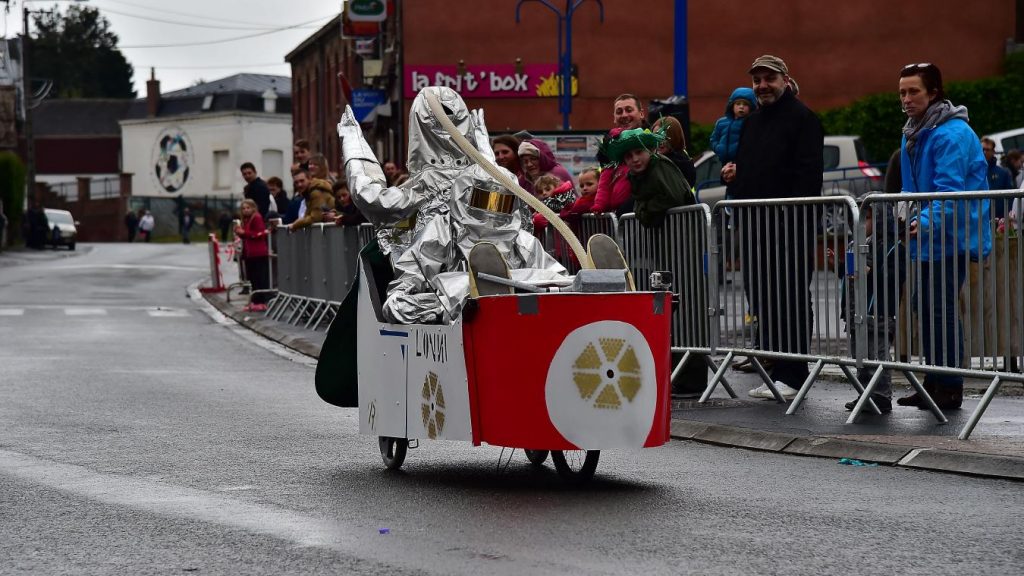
[
  {"x1": 403, "y1": 0, "x2": 1016, "y2": 129},
  {"x1": 35, "y1": 137, "x2": 122, "y2": 174},
  {"x1": 290, "y1": 32, "x2": 349, "y2": 174}
]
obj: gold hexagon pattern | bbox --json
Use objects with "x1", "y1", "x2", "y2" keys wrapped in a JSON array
[
  {"x1": 420, "y1": 371, "x2": 446, "y2": 439},
  {"x1": 572, "y1": 337, "x2": 643, "y2": 410}
]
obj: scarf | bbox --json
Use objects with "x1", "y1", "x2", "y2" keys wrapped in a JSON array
[{"x1": 902, "y1": 99, "x2": 969, "y2": 156}]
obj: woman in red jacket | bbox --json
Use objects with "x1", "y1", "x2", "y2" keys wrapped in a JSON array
[{"x1": 235, "y1": 199, "x2": 271, "y2": 310}]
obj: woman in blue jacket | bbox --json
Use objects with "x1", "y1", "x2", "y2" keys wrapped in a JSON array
[{"x1": 897, "y1": 63, "x2": 991, "y2": 410}]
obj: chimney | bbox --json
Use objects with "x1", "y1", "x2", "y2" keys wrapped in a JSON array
[
  {"x1": 262, "y1": 88, "x2": 278, "y2": 113},
  {"x1": 146, "y1": 68, "x2": 161, "y2": 118}
]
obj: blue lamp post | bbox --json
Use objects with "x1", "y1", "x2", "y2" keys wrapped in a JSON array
[{"x1": 515, "y1": 0, "x2": 604, "y2": 130}]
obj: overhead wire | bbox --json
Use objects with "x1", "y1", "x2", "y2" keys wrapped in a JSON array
[
  {"x1": 97, "y1": 6, "x2": 317, "y2": 31},
  {"x1": 92, "y1": 0, "x2": 301, "y2": 29},
  {"x1": 118, "y1": 14, "x2": 335, "y2": 49}
]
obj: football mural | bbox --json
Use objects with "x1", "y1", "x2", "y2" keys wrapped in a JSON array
[{"x1": 152, "y1": 127, "x2": 193, "y2": 193}]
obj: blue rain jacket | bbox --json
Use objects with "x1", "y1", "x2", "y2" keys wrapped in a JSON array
[{"x1": 900, "y1": 118, "x2": 992, "y2": 261}]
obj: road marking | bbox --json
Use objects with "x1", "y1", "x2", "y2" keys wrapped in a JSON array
[
  {"x1": 64, "y1": 308, "x2": 107, "y2": 316},
  {"x1": 0, "y1": 308, "x2": 24, "y2": 316},
  {"x1": 59, "y1": 264, "x2": 206, "y2": 272},
  {"x1": 0, "y1": 448, "x2": 529, "y2": 575}
]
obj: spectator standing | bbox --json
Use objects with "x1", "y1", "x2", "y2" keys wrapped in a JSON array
[
  {"x1": 1001, "y1": 149, "x2": 1022, "y2": 188},
  {"x1": 308, "y1": 153, "x2": 337, "y2": 185},
  {"x1": 982, "y1": 137, "x2": 1014, "y2": 218},
  {"x1": 240, "y1": 162, "x2": 271, "y2": 219},
  {"x1": 124, "y1": 210, "x2": 138, "y2": 242},
  {"x1": 180, "y1": 207, "x2": 193, "y2": 244},
  {"x1": 492, "y1": 135, "x2": 523, "y2": 180},
  {"x1": 234, "y1": 198, "x2": 270, "y2": 310},
  {"x1": 383, "y1": 160, "x2": 400, "y2": 186},
  {"x1": 333, "y1": 180, "x2": 366, "y2": 226},
  {"x1": 267, "y1": 176, "x2": 288, "y2": 217},
  {"x1": 292, "y1": 139, "x2": 311, "y2": 173},
  {"x1": 139, "y1": 210, "x2": 155, "y2": 242},
  {"x1": 288, "y1": 178, "x2": 335, "y2": 230},
  {"x1": 517, "y1": 139, "x2": 573, "y2": 198},
  {"x1": 722, "y1": 55, "x2": 824, "y2": 401},
  {"x1": 0, "y1": 200, "x2": 6, "y2": 250},
  {"x1": 592, "y1": 94, "x2": 648, "y2": 215},
  {"x1": 283, "y1": 170, "x2": 310, "y2": 225},
  {"x1": 652, "y1": 115, "x2": 696, "y2": 189},
  {"x1": 896, "y1": 62, "x2": 991, "y2": 411},
  {"x1": 560, "y1": 167, "x2": 600, "y2": 218}
]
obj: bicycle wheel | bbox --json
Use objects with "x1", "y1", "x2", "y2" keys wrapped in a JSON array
[
  {"x1": 550, "y1": 450, "x2": 599, "y2": 484},
  {"x1": 378, "y1": 436, "x2": 408, "y2": 470},
  {"x1": 524, "y1": 449, "x2": 549, "y2": 467}
]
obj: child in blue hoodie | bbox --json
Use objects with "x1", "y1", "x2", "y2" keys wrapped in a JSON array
[{"x1": 709, "y1": 87, "x2": 757, "y2": 163}]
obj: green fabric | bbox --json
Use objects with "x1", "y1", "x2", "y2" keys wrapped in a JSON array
[
  {"x1": 601, "y1": 128, "x2": 665, "y2": 163},
  {"x1": 627, "y1": 154, "x2": 696, "y2": 228},
  {"x1": 315, "y1": 239, "x2": 388, "y2": 407}
]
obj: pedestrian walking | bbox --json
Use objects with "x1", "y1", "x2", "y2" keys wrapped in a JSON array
[
  {"x1": 181, "y1": 207, "x2": 193, "y2": 244},
  {"x1": 722, "y1": 54, "x2": 824, "y2": 400},
  {"x1": 125, "y1": 210, "x2": 139, "y2": 242},
  {"x1": 139, "y1": 210, "x2": 155, "y2": 242},
  {"x1": 896, "y1": 62, "x2": 991, "y2": 411}
]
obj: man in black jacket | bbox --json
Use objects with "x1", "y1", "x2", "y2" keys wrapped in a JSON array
[
  {"x1": 240, "y1": 162, "x2": 271, "y2": 219},
  {"x1": 722, "y1": 54, "x2": 824, "y2": 400}
]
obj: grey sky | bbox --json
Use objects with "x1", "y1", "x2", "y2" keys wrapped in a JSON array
[{"x1": 10, "y1": 0, "x2": 342, "y2": 95}]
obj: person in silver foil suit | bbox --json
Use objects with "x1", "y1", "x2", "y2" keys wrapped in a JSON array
[{"x1": 338, "y1": 86, "x2": 566, "y2": 324}]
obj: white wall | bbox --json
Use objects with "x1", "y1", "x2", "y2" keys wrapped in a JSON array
[{"x1": 120, "y1": 112, "x2": 292, "y2": 198}]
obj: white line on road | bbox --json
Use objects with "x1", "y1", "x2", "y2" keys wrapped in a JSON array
[
  {"x1": 0, "y1": 308, "x2": 24, "y2": 316},
  {"x1": 0, "y1": 448, "x2": 533, "y2": 575},
  {"x1": 64, "y1": 308, "x2": 108, "y2": 316},
  {"x1": 147, "y1": 308, "x2": 190, "y2": 317}
]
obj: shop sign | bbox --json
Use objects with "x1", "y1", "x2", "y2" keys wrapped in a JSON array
[{"x1": 404, "y1": 64, "x2": 578, "y2": 99}]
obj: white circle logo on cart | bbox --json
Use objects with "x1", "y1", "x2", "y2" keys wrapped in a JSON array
[{"x1": 545, "y1": 321, "x2": 657, "y2": 449}]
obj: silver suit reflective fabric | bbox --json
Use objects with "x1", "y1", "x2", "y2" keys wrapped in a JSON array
[
  {"x1": 340, "y1": 86, "x2": 566, "y2": 324},
  {"x1": 338, "y1": 86, "x2": 483, "y2": 263},
  {"x1": 383, "y1": 163, "x2": 566, "y2": 324}
]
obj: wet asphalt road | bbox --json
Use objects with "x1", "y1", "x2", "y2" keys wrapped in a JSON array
[{"x1": 1, "y1": 244, "x2": 1022, "y2": 575}]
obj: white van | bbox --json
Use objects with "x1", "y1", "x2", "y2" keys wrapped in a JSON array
[{"x1": 983, "y1": 127, "x2": 1024, "y2": 158}]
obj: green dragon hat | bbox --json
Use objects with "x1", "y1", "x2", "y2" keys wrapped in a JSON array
[{"x1": 601, "y1": 127, "x2": 666, "y2": 163}]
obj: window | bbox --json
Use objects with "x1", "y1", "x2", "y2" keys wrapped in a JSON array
[
  {"x1": 261, "y1": 149, "x2": 284, "y2": 181},
  {"x1": 214, "y1": 150, "x2": 231, "y2": 189},
  {"x1": 823, "y1": 146, "x2": 840, "y2": 170}
]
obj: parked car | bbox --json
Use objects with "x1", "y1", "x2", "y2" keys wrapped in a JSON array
[
  {"x1": 45, "y1": 208, "x2": 78, "y2": 250},
  {"x1": 692, "y1": 135, "x2": 882, "y2": 234},
  {"x1": 983, "y1": 127, "x2": 1024, "y2": 159}
]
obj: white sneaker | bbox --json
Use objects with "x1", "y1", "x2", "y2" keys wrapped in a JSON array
[{"x1": 750, "y1": 381, "x2": 800, "y2": 400}]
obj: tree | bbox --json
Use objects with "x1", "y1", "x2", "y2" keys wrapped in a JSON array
[{"x1": 30, "y1": 5, "x2": 135, "y2": 98}]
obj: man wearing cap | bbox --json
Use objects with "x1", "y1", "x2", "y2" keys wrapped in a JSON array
[{"x1": 722, "y1": 54, "x2": 824, "y2": 400}]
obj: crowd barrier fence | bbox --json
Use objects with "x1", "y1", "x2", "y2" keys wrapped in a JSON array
[{"x1": 221, "y1": 191, "x2": 1023, "y2": 439}]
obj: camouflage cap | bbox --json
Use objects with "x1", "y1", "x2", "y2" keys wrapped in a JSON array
[{"x1": 748, "y1": 54, "x2": 789, "y2": 75}]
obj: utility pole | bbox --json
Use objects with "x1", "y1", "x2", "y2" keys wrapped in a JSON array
[{"x1": 22, "y1": 3, "x2": 35, "y2": 204}]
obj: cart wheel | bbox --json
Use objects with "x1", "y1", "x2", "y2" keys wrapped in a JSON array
[
  {"x1": 524, "y1": 449, "x2": 549, "y2": 467},
  {"x1": 551, "y1": 450, "x2": 599, "y2": 484},
  {"x1": 378, "y1": 437, "x2": 408, "y2": 470}
]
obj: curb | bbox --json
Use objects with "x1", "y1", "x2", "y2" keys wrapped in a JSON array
[
  {"x1": 668, "y1": 421, "x2": 1024, "y2": 481},
  {"x1": 202, "y1": 293, "x2": 323, "y2": 359},
  {"x1": 201, "y1": 290, "x2": 1024, "y2": 483}
]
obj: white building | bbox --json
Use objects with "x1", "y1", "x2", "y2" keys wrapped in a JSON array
[{"x1": 120, "y1": 72, "x2": 292, "y2": 199}]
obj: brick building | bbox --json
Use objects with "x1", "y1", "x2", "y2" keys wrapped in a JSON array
[{"x1": 289, "y1": 0, "x2": 1020, "y2": 166}]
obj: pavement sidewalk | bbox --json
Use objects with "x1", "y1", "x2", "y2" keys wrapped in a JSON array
[{"x1": 202, "y1": 289, "x2": 1024, "y2": 482}]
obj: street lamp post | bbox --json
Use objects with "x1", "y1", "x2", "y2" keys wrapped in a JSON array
[{"x1": 515, "y1": 0, "x2": 604, "y2": 131}]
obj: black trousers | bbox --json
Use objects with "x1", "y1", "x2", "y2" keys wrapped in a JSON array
[
  {"x1": 245, "y1": 256, "x2": 270, "y2": 304},
  {"x1": 739, "y1": 207, "x2": 815, "y2": 387}
]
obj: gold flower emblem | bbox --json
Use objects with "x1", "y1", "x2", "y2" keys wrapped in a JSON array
[
  {"x1": 420, "y1": 371, "x2": 446, "y2": 439},
  {"x1": 572, "y1": 338, "x2": 642, "y2": 410}
]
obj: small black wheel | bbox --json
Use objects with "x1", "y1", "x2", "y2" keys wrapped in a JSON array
[
  {"x1": 550, "y1": 450, "x2": 599, "y2": 484},
  {"x1": 524, "y1": 449, "x2": 549, "y2": 467},
  {"x1": 378, "y1": 436, "x2": 408, "y2": 470}
]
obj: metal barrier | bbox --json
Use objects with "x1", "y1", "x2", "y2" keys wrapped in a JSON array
[
  {"x1": 264, "y1": 223, "x2": 362, "y2": 331},
  {"x1": 540, "y1": 213, "x2": 619, "y2": 274},
  {"x1": 228, "y1": 189, "x2": 1023, "y2": 438},
  {"x1": 855, "y1": 190, "x2": 1024, "y2": 438},
  {"x1": 619, "y1": 206, "x2": 726, "y2": 396}
]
